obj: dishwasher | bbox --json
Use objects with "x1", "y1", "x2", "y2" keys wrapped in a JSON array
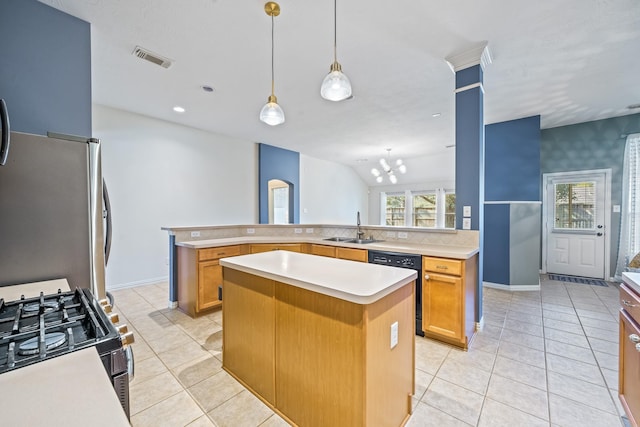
[{"x1": 368, "y1": 250, "x2": 424, "y2": 337}]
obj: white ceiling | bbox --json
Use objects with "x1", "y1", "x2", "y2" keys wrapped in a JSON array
[{"x1": 39, "y1": 0, "x2": 640, "y2": 186}]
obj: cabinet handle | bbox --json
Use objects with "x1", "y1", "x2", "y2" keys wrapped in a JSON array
[
  {"x1": 436, "y1": 265, "x2": 448, "y2": 270},
  {"x1": 622, "y1": 299, "x2": 639, "y2": 308},
  {"x1": 217, "y1": 252, "x2": 226, "y2": 256},
  {"x1": 636, "y1": 343, "x2": 640, "y2": 352},
  {"x1": 630, "y1": 334, "x2": 640, "y2": 343}
]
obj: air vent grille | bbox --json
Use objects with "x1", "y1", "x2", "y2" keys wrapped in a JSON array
[{"x1": 132, "y1": 46, "x2": 172, "y2": 69}]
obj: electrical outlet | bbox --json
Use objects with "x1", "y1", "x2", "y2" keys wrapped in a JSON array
[
  {"x1": 306, "y1": 228, "x2": 314, "y2": 233},
  {"x1": 390, "y1": 321, "x2": 398, "y2": 349},
  {"x1": 398, "y1": 232, "x2": 408, "y2": 239},
  {"x1": 190, "y1": 231, "x2": 200, "y2": 238},
  {"x1": 294, "y1": 228, "x2": 303, "y2": 234},
  {"x1": 386, "y1": 231, "x2": 396, "y2": 238},
  {"x1": 246, "y1": 228, "x2": 255, "y2": 234}
]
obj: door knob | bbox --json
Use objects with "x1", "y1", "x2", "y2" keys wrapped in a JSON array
[
  {"x1": 597, "y1": 232, "x2": 603, "y2": 236},
  {"x1": 597, "y1": 225, "x2": 603, "y2": 229}
]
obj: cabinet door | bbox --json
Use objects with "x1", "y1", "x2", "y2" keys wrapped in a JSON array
[
  {"x1": 198, "y1": 260, "x2": 222, "y2": 311},
  {"x1": 336, "y1": 247, "x2": 367, "y2": 262},
  {"x1": 423, "y1": 272, "x2": 462, "y2": 341},
  {"x1": 309, "y1": 244, "x2": 336, "y2": 258},
  {"x1": 620, "y1": 310, "x2": 640, "y2": 426},
  {"x1": 250, "y1": 244, "x2": 302, "y2": 254}
]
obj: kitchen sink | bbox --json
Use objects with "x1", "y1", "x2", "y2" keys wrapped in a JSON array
[{"x1": 323, "y1": 237, "x2": 383, "y2": 244}]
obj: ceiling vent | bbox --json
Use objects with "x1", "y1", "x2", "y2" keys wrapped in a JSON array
[{"x1": 132, "y1": 46, "x2": 172, "y2": 69}]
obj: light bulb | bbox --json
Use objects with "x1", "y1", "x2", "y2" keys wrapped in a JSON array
[
  {"x1": 376, "y1": 176, "x2": 383, "y2": 183},
  {"x1": 380, "y1": 158, "x2": 390, "y2": 171},
  {"x1": 398, "y1": 164, "x2": 407, "y2": 174},
  {"x1": 259, "y1": 97, "x2": 285, "y2": 126},
  {"x1": 320, "y1": 68, "x2": 352, "y2": 101},
  {"x1": 371, "y1": 168, "x2": 380, "y2": 177},
  {"x1": 390, "y1": 174, "x2": 398, "y2": 184},
  {"x1": 396, "y1": 159, "x2": 403, "y2": 166}
]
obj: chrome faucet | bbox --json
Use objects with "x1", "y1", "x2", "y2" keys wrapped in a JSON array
[{"x1": 356, "y1": 211, "x2": 365, "y2": 240}]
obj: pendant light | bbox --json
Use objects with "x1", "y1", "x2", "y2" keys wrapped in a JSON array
[
  {"x1": 260, "y1": 2, "x2": 285, "y2": 126},
  {"x1": 371, "y1": 149, "x2": 406, "y2": 184},
  {"x1": 320, "y1": 0, "x2": 352, "y2": 101}
]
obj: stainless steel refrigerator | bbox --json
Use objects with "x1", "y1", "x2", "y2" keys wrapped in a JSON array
[{"x1": 0, "y1": 125, "x2": 109, "y2": 299}]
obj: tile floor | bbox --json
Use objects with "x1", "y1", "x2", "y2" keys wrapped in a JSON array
[{"x1": 111, "y1": 276, "x2": 627, "y2": 427}]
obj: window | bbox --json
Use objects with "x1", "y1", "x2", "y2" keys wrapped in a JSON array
[
  {"x1": 382, "y1": 189, "x2": 455, "y2": 228},
  {"x1": 553, "y1": 182, "x2": 595, "y2": 229}
]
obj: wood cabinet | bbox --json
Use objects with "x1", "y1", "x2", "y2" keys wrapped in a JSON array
[
  {"x1": 619, "y1": 281, "x2": 640, "y2": 426},
  {"x1": 336, "y1": 247, "x2": 367, "y2": 262},
  {"x1": 250, "y1": 243, "x2": 303, "y2": 254},
  {"x1": 177, "y1": 245, "x2": 242, "y2": 316},
  {"x1": 308, "y1": 244, "x2": 336, "y2": 258},
  {"x1": 422, "y1": 255, "x2": 477, "y2": 349}
]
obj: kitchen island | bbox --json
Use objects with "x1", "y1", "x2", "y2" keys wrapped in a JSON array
[{"x1": 220, "y1": 251, "x2": 417, "y2": 427}]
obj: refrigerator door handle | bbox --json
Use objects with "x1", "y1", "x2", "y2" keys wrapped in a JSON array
[
  {"x1": 103, "y1": 180, "x2": 112, "y2": 266},
  {"x1": 0, "y1": 99, "x2": 10, "y2": 166}
]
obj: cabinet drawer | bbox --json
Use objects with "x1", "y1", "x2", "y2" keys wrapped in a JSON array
[
  {"x1": 199, "y1": 245, "x2": 241, "y2": 261},
  {"x1": 424, "y1": 257, "x2": 462, "y2": 276},
  {"x1": 621, "y1": 283, "x2": 640, "y2": 323},
  {"x1": 336, "y1": 247, "x2": 367, "y2": 262},
  {"x1": 309, "y1": 244, "x2": 336, "y2": 258}
]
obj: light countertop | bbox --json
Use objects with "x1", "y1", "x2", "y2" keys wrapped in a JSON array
[
  {"x1": 0, "y1": 347, "x2": 130, "y2": 427},
  {"x1": 220, "y1": 251, "x2": 417, "y2": 304},
  {"x1": 622, "y1": 272, "x2": 640, "y2": 295},
  {"x1": 0, "y1": 278, "x2": 71, "y2": 301},
  {"x1": 177, "y1": 236, "x2": 478, "y2": 259}
]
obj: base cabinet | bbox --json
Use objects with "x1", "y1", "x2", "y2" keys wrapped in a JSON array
[
  {"x1": 620, "y1": 282, "x2": 640, "y2": 426},
  {"x1": 177, "y1": 245, "x2": 242, "y2": 316},
  {"x1": 422, "y1": 255, "x2": 477, "y2": 349}
]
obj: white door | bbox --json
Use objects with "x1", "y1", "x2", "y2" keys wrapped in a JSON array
[{"x1": 544, "y1": 172, "x2": 607, "y2": 279}]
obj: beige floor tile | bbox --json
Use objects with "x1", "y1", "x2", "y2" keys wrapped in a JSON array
[
  {"x1": 129, "y1": 371, "x2": 184, "y2": 415},
  {"x1": 546, "y1": 353, "x2": 606, "y2": 386},
  {"x1": 542, "y1": 303, "x2": 576, "y2": 315},
  {"x1": 130, "y1": 390, "x2": 204, "y2": 427},
  {"x1": 588, "y1": 336, "x2": 619, "y2": 355},
  {"x1": 478, "y1": 398, "x2": 549, "y2": 427},
  {"x1": 157, "y1": 339, "x2": 210, "y2": 369},
  {"x1": 503, "y1": 319, "x2": 543, "y2": 337},
  {"x1": 544, "y1": 327, "x2": 590, "y2": 348},
  {"x1": 544, "y1": 339, "x2": 597, "y2": 365},
  {"x1": 207, "y1": 390, "x2": 273, "y2": 427},
  {"x1": 414, "y1": 368, "x2": 435, "y2": 400},
  {"x1": 469, "y1": 334, "x2": 500, "y2": 354},
  {"x1": 478, "y1": 323, "x2": 503, "y2": 340},
  {"x1": 506, "y1": 311, "x2": 543, "y2": 326},
  {"x1": 497, "y1": 341, "x2": 546, "y2": 369},
  {"x1": 186, "y1": 415, "x2": 216, "y2": 427},
  {"x1": 435, "y1": 358, "x2": 491, "y2": 395},
  {"x1": 483, "y1": 313, "x2": 507, "y2": 327},
  {"x1": 446, "y1": 347, "x2": 496, "y2": 372},
  {"x1": 573, "y1": 302, "x2": 612, "y2": 314},
  {"x1": 499, "y1": 328, "x2": 544, "y2": 351},
  {"x1": 130, "y1": 336, "x2": 155, "y2": 362},
  {"x1": 593, "y1": 350, "x2": 618, "y2": 371},
  {"x1": 133, "y1": 355, "x2": 168, "y2": 384},
  {"x1": 184, "y1": 321, "x2": 223, "y2": 346},
  {"x1": 583, "y1": 325, "x2": 619, "y2": 343},
  {"x1": 601, "y1": 368, "x2": 619, "y2": 392},
  {"x1": 415, "y1": 337, "x2": 450, "y2": 375},
  {"x1": 205, "y1": 309, "x2": 223, "y2": 324},
  {"x1": 579, "y1": 316, "x2": 619, "y2": 332},
  {"x1": 407, "y1": 402, "x2": 471, "y2": 427},
  {"x1": 486, "y1": 374, "x2": 549, "y2": 420},
  {"x1": 492, "y1": 356, "x2": 547, "y2": 390},
  {"x1": 188, "y1": 370, "x2": 244, "y2": 412},
  {"x1": 508, "y1": 303, "x2": 541, "y2": 316},
  {"x1": 422, "y1": 378, "x2": 484, "y2": 425},
  {"x1": 145, "y1": 328, "x2": 195, "y2": 354},
  {"x1": 548, "y1": 393, "x2": 622, "y2": 427},
  {"x1": 260, "y1": 414, "x2": 291, "y2": 427},
  {"x1": 542, "y1": 310, "x2": 580, "y2": 324},
  {"x1": 543, "y1": 318, "x2": 585, "y2": 335},
  {"x1": 547, "y1": 371, "x2": 617, "y2": 414},
  {"x1": 576, "y1": 308, "x2": 618, "y2": 322},
  {"x1": 200, "y1": 328, "x2": 224, "y2": 353},
  {"x1": 171, "y1": 354, "x2": 224, "y2": 388}
]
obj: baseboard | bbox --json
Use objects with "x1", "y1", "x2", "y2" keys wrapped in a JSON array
[
  {"x1": 168, "y1": 301, "x2": 178, "y2": 309},
  {"x1": 106, "y1": 276, "x2": 169, "y2": 291},
  {"x1": 475, "y1": 316, "x2": 485, "y2": 332},
  {"x1": 483, "y1": 281, "x2": 541, "y2": 291}
]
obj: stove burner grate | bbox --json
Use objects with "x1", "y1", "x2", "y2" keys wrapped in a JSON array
[{"x1": 18, "y1": 332, "x2": 67, "y2": 356}]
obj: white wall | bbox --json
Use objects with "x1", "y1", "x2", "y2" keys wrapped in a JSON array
[
  {"x1": 299, "y1": 154, "x2": 369, "y2": 225},
  {"x1": 93, "y1": 105, "x2": 257, "y2": 289}
]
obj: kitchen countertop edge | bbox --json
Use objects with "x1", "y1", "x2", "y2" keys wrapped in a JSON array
[{"x1": 622, "y1": 272, "x2": 640, "y2": 295}]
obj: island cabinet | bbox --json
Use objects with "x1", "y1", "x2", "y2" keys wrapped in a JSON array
[
  {"x1": 250, "y1": 243, "x2": 303, "y2": 254},
  {"x1": 422, "y1": 255, "x2": 477, "y2": 349},
  {"x1": 619, "y1": 276, "x2": 640, "y2": 426},
  {"x1": 176, "y1": 245, "x2": 242, "y2": 316},
  {"x1": 221, "y1": 251, "x2": 416, "y2": 427}
]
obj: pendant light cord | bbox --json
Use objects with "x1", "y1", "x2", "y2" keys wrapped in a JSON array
[
  {"x1": 333, "y1": 0, "x2": 337, "y2": 63},
  {"x1": 271, "y1": 14, "x2": 275, "y2": 96}
]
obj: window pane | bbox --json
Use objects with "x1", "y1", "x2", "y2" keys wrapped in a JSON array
[
  {"x1": 554, "y1": 182, "x2": 595, "y2": 229},
  {"x1": 385, "y1": 195, "x2": 405, "y2": 226},
  {"x1": 445, "y1": 194, "x2": 456, "y2": 228},
  {"x1": 413, "y1": 194, "x2": 436, "y2": 227}
]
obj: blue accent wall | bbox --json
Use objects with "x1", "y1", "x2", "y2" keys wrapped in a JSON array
[
  {"x1": 541, "y1": 112, "x2": 640, "y2": 276},
  {"x1": 485, "y1": 116, "x2": 541, "y2": 201},
  {"x1": 455, "y1": 65, "x2": 482, "y2": 89},
  {"x1": 483, "y1": 204, "x2": 510, "y2": 284},
  {"x1": 0, "y1": 0, "x2": 91, "y2": 137},
  {"x1": 258, "y1": 143, "x2": 300, "y2": 224}
]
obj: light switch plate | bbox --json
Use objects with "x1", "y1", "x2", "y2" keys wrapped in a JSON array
[
  {"x1": 390, "y1": 321, "x2": 398, "y2": 349},
  {"x1": 463, "y1": 206, "x2": 471, "y2": 217},
  {"x1": 462, "y1": 218, "x2": 471, "y2": 230},
  {"x1": 294, "y1": 228, "x2": 302, "y2": 234},
  {"x1": 613, "y1": 205, "x2": 621, "y2": 213}
]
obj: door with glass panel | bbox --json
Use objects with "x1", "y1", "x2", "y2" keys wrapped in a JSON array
[{"x1": 545, "y1": 172, "x2": 606, "y2": 279}]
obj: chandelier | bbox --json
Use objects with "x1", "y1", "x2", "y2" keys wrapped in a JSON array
[{"x1": 371, "y1": 149, "x2": 406, "y2": 184}]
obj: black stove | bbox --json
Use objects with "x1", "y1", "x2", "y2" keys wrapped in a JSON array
[{"x1": 0, "y1": 288, "x2": 132, "y2": 418}]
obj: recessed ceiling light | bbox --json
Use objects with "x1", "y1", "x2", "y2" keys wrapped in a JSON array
[
  {"x1": 201, "y1": 85, "x2": 215, "y2": 93},
  {"x1": 628, "y1": 103, "x2": 640, "y2": 110},
  {"x1": 173, "y1": 106, "x2": 185, "y2": 113},
  {"x1": 432, "y1": 113, "x2": 441, "y2": 118}
]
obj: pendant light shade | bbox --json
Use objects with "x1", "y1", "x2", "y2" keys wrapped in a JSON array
[
  {"x1": 321, "y1": 0, "x2": 352, "y2": 101},
  {"x1": 260, "y1": 2, "x2": 285, "y2": 126}
]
